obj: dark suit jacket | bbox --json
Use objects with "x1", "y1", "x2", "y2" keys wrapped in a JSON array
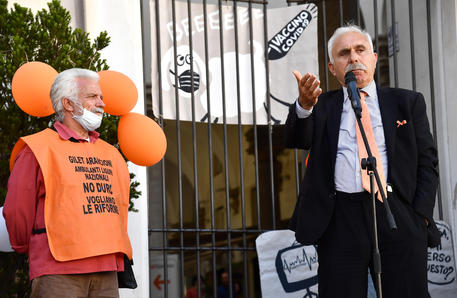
[{"x1": 285, "y1": 87, "x2": 439, "y2": 245}]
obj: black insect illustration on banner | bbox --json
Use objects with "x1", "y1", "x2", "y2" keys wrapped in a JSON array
[
  {"x1": 162, "y1": 45, "x2": 206, "y2": 99},
  {"x1": 161, "y1": 42, "x2": 266, "y2": 124},
  {"x1": 169, "y1": 53, "x2": 201, "y2": 93}
]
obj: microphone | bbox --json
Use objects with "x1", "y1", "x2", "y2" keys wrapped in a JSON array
[{"x1": 344, "y1": 71, "x2": 362, "y2": 117}]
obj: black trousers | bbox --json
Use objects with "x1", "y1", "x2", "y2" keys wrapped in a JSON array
[{"x1": 316, "y1": 191, "x2": 428, "y2": 298}]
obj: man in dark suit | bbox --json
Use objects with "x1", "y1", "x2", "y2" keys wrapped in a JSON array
[{"x1": 285, "y1": 25, "x2": 438, "y2": 298}]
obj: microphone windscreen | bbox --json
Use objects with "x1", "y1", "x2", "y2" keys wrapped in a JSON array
[{"x1": 344, "y1": 71, "x2": 356, "y2": 85}]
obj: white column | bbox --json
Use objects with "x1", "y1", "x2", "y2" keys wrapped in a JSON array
[
  {"x1": 431, "y1": 0, "x2": 457, "y2": 271},
  {"x1": 84, "y1": 1, "x2": 149, "y2": 297}
]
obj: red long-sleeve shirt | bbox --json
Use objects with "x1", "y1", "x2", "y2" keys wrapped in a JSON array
[{"x1": 3, "y1": 122, "x2": 124, "y2": 280}]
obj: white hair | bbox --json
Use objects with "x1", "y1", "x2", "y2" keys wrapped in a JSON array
[
  {"x1": 50, "y1": 68, "x2": 99, "y2": 121},
  {"x1": 327, "y1": 25, "x2": 374, "y2": 64}
]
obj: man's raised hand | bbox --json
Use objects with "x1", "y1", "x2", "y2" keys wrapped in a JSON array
[{"x1": 293, "y1": 70, "x2": 322, "y2": 110}]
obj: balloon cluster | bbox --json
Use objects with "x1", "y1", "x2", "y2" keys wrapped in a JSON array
[{"x1": 10, "y1": 61, "x2": 166, "y2": 168}]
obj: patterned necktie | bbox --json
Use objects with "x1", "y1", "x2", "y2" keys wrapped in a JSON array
[{"x1": 355, "y1": 91, "x2": 386, "y2": 201}]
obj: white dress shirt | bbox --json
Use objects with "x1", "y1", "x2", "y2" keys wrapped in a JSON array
[{"x1": 296, "y1": 80, "x2": 388, "y2": 193}]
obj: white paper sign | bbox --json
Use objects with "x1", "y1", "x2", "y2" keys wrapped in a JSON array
[
  {"x1": 428, "y1": 220, "x2": 457, "y2": 297},
  {"x1": 149, "y1": 254, "x2": 180, "y2": 298},
  {"x1": 256, "y1": 230, "x2": 318, "y2": 297}
]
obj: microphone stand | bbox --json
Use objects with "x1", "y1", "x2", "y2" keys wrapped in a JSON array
[{"x1": 353, "y1": 99, "x2": 397, "y2": 298}]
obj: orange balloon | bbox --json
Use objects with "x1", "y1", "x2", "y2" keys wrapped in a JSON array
[
  {"x1": 10, "y1": 139, "x2": 26, "y2": 172},
  {"x1": 118, "y1": 113, "x2": 167, "y2": 166},
  {"x1": 12, "y1": 61, "x2": 57, "y2": 117},
  {"x1": 98, "y1": 70, "x2": 138, "y2": 116}
]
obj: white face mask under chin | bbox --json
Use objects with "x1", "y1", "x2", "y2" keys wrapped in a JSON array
[{"x1": 72, "y1": 108, "x2": 103, "y2": 131}]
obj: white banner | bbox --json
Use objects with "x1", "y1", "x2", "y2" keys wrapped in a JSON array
[
  {"x1": 428, "y1": 220, "x2": 457, "y2": 297},
  {"x1": 256, "y1": 230, "x2": 318, "y2": 297},
  {"x1": 151, "y1": 2, "x2": 318, "y2": 124}
]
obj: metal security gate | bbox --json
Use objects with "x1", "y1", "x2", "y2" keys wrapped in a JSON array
[{"x1": 141, "y1": 0, "x2": 441, "y2": 297}]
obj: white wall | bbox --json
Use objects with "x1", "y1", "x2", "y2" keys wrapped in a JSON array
[
  {"x1": 431, "y1": 0, "x2": 457, "y2": 272},
  {"x1": 382, "y1": 0, "x2": 457, "y2": 270},
  {"x1": 360, "y1": 0, "x2": 384, "y2": 38},
  {"x1": 84, "y1": 1, "x2": 148, "y2": 297}
]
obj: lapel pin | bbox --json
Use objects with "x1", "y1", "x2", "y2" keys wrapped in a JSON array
[{"x1": 396, "y1": 120, "x2": 407, "y2": 127}]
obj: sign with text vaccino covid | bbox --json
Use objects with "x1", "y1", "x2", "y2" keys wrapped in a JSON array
[{"x1": 151, "y1": 2, "x2": 318, "y2": 125}]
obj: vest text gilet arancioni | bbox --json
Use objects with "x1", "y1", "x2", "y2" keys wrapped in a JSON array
[{"x1": 21, "y1": 128, "x2": 132, "y2": 261}]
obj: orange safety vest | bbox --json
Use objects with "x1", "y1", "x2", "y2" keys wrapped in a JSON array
[{"x1": 21, "y1": 128, "x2": 132, "y2": 261}]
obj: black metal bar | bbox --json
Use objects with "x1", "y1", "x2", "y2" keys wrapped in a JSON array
[
  {"x1": 286, "y1": 0, "x2": 315, "y2": 3},
  {"x1": 224, "y1": 0, "x2": 267, "y2": 3},
  {"x1": 185, "y1": 1, "x2": 202, "y2": 297},
  {"x1": 150, "y1": 246, "x2": 258, "y2": 251},
  {"x1": 390, "y1": 0, "x2": 399, "y2": 87},
  {"x1": 140, "y1": 0, "x2": 148, "y2": 116},
  {"x1": 301, "y1": 151, "x2": 307, "y2": 181},
  {"x1": 248, "y1": 1, "x2": 262, "y2": 232},
  {"x1": 153, "y1": 0, "x2": 169, "y2": 297},
  {"x1": 171, "y1": 0, "x2": 184, "y2": 296},
  {"x1": 201, "y1": 1, "x2": 218, "y2": 297},
  {"x1": 426, "y1": 0, "x2": 443, "y2": 220},
  {"x1": 290, "y1": 0, "x2": 302, "y2": 201},
  {"x1": 321, "y1": 0, "x2": 329, "y2": 92},
  {"x1": 408, "y1": 0, "x2": 416, "y2": 91},
  {"x1": 374, "y1": 0, "x2": 380, "y2": 83},
  {"x1": 217, "y1": 2, "x2": 233, "y2": 298},
  {"x1": 263, "y1": 0, "x2": 276, "y2": 230},
  {"x1": 294, "y1": 150, "x2": 300, "y2": 196},
  {"x1": 338, "y1": 0, "x2": 344, "y2": 26},
  {"x1": 356, "y1": 0, "x2": 361, "y2": 26},
  {"x1": 248, "y1": 2, "x2": 262, "y2": 296},
  {"x1": 152, "y1": 2, "x2": 163, "y2": 121},
  {"x1": 232, "y1": 2, "x2": 249, "y2": 297},
  {"x1": 149, "y1": 228, "x2": 271, "y2": 233}
]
